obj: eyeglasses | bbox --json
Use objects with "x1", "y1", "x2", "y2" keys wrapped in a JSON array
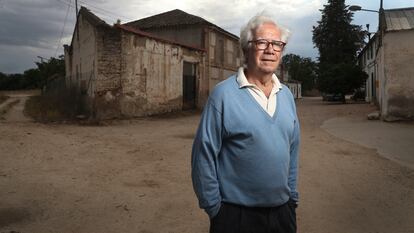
[{"x1": 248, "y1": 39, "x2": 286, "y2": 51}]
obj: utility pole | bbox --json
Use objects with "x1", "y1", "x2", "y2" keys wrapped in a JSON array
[
  {"x1": 378, "y1": 0, "x2": 384, "y2": 46},
  {"x1": 75, "y1": 0, "x2": 79, "y2": 42},
  {"x1": 75, "y1": 0, "x2": 78, "y2": 16}
]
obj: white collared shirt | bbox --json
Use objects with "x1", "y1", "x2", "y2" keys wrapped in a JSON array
[{"x1": 236, "y1": 67, "x2": 282, "y2": 117}]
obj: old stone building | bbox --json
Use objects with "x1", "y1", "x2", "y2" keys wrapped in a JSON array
[
  {"x1": 64, "y1": 7, "x2": 209, "y2": 119},
  {"x1": 125, "y1": 9, "x2": 241, "y2": 105},
  {"x1": 358, "y1": 7, "x2": 414, "y2": 121},
  {"x1": 64, "y1": 7, "x2": 242, "y2": 119}
]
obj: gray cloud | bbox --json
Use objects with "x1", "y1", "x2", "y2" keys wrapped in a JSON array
[
  {"x1": 0, "y1": 0, "x2": 76, "y2": 73},
  {"x1": 1, "y1": 0, "x2": 413, "y2": 74}
]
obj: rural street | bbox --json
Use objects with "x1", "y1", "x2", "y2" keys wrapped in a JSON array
[{"x1": 0, "y1": 94, "x2": 413, "y2": 233}]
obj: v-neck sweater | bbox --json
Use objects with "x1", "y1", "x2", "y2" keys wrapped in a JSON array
[
  {"x1": 191, "y1": 75, "x2": 300, "y2": 218},
  {"x1": 236, "y1": 67, "x2": 282, "y2": 117}
]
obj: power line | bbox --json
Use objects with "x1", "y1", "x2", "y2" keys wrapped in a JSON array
[
  {"x1": 78, "y1": 0, "x2": 134, "y2": 22},
  {"x1": 55, "y1": 0, "x2": 134, "y2": 23},
  {"x1": 52, "y1": 0, "x2": 136, "y2": 58},
  {"x1": 54, "y1": 0, "x2": 71, "y2": 57}
]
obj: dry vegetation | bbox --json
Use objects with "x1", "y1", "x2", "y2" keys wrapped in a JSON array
[
  {"x1": 24, "y1": 88, "x2": 88, "y2": 122},
  {"x1": 0, "y1": 95, "x2": 9, "y2": 105}
]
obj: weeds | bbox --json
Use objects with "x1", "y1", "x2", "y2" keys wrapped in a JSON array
[
  {"x1": 24, "y1": 86, "x2": 90, "y2": 122},
  {"x1": 0, "y1": 95, "x2": 10, "y2": 105}
]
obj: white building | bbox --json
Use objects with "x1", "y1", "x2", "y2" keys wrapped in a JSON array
[
  {"x1": 358, "y1": 7, "x2": 414, "y2": 121},
  {"x1": 275, "y1": 65, "x2": 302, "y2": 99}
]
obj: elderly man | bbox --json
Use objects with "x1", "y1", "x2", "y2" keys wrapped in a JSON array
[{"x1": 191, "y1": 12, "x2": 300, "y2": 233}]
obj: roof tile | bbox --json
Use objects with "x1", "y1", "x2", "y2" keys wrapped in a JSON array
[{"x1": 384, "y1": 7, "x2": 414, "y2": 31}]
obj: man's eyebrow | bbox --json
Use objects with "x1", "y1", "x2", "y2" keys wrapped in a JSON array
[{"x1": 255, "y1": 38, "x2": 282, "y2": 40}]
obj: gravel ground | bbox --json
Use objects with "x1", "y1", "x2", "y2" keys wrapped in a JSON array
[{"x1": 0, "y1": 94, "x2": 413, "y2": 233}]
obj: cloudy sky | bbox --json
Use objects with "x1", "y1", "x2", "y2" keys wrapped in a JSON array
[{"x1": 0, "y1": 0, "x2": 412, "y2": 74}]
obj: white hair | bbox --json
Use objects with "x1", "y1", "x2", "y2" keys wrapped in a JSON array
[{"x1": 240, "y1": 12, "x2": 291, "y2": 66}]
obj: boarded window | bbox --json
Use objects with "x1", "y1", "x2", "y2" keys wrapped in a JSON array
[
  {"x1": 226, "y1": 39, "x2": 234, "y2": 66},
  {"x1": 215, "y1": 38, "x2": 224, "y2": 65},
  {"x1": 210, "y1": 46, "x2": 215, "y2": 60},
  {"x1": 209, "y1": 32, "x2": 216, "y2": 61}
]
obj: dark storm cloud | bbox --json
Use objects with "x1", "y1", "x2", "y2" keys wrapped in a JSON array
[
  {"x1": 0, "y1": 0, "x2": 75, "y2": 48},
  {"x1": 0, "y1": 0, "x2": 76, "y2": 73},
  {"x1": 1, "y1": 0, "x2": 412, "y2": 74}
]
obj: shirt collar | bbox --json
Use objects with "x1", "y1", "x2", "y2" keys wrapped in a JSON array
[{"x1": 236, "y1": 67, "x2": 283, "y2": 91}]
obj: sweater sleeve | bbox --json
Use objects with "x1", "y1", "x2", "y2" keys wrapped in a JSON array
[
  {"x1": 288, "y1": 112, "x2": 301, "y2": 202},
  {"x1": 191, "y1": 100, "x2": 223, "y2": 218}
]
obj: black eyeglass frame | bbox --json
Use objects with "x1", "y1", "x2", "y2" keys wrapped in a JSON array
[{"x1": 248, "y1": 39, "x2": 286, "y2": 51}]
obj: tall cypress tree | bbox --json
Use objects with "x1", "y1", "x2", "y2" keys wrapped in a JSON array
[{"x1": 312, "y1": 0, "x2": 367, "y2": 99}]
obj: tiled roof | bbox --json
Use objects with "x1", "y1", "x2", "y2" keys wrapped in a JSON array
[
  {"x1": 125, "y1": 9, "x2": 238, "y2": 39},
  {"x1": 115, "y1": 24, "x2": 206, "y2": 52},
  {"x1": 68, "y1": 7, "x2": 205, "y2": 52},
  {"x1": 384, "y1": 7, "x2": 414, "y2": 31},
  {"x1": 125, "y1": 9, "x2": 214, "y2": 29}
]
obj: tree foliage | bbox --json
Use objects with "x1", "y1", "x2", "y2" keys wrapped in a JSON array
[
  {"x1": 0, "y1": 55, "x2": 65, "y2": 90},
  {"x1": 282, "y1": 54, "x2": 317, "y2": 92},
  {"x1": 317, "y1": 63, "x2": 367, "y2": 95},
  {"x1": 313, "y1": 0, "x2": 365, "y2": 64},
  {"x1": 35, "y1": 55, "x2": 65, "y2": 87},
  {"x1": 312, "y1": 0, "x2": 367, "y2": 98}
]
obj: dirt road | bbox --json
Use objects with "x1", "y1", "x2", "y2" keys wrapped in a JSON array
[{"x1": 0, "y1": 96, "x2": 413, "y2": 233}]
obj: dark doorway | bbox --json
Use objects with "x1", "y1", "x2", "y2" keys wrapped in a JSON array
[{"x1": 183, "y1": 62, "x2": 197, "y2": 110}]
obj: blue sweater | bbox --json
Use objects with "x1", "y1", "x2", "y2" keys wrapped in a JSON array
[{"x1": 191, "y1": 75, "x2": 300, "y2": 218}]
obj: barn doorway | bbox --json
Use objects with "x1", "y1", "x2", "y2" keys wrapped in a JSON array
[{"x1": 183, "y1": 62, "x2": 197, "y2": 110}]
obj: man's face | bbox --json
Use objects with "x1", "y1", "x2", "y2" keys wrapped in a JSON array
[{"x1": 247, "y1": 23, "x2": 283, "y2": 75}]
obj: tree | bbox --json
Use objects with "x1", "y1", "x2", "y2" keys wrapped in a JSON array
[
  {"x1": 0, "y1": 72, "x2": 9, "y2": 89},
  {"x1": 312, "y1": 0, "x2": 367, "y2": 99},
  {"x1": 24, "y1": 68, "x2": 42, "y2": 88},
  {"x1": 282, "y1": 54, "x2": 317, "y2": 93},
  {"x1": 35, "y1": 55, "x2": 65, "y2": 88},
  {"x1": 317, "y1": 63, "x2": 367, "y2": 95},
  {"x1": 0, "y1": 55, "x2": 65, "y2": 90}
]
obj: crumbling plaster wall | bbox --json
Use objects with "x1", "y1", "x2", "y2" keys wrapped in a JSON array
[
  {"x1": 382, "y1": 30, "x2": 414, "y2": 121},
  {"x1": 94, "y1": 26, "x2": 122, "y2": 119},
  {"x1": 141, "y1": 26, "x2": 240, "y2": 107},
  {"x1": 143, "y1": 26, "x2": 203, "y2": 48},
  {"x1": 119, "y1": 31, "x2": 204, "y2": 117},
  {"x1": 138, "y1": 25, "x2": 209, "y2": 106},
  {"x1": 65, "y1": 14, "x2": 97, "y2": 95}
]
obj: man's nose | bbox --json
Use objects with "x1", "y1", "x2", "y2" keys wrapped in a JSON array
[{"x1": 264, "y1": 44, "x2": 275, "y2": 54}]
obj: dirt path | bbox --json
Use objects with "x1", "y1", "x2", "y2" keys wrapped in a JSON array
[
  {"x1": 297, "y1": 99, "x2": 413, "y2": 233},
  {"x1": 322, "y1": 116, "x2": 414, "y2": 169},
  {"x1": 0, "y1": 97, "x2": 28, "y2": 122},
  {"x1": 0, "y1": 90, "x2": 39, "y2": 122},
  {"x1": 0, "y1": 96, "x2": 412, "y2": 233}
]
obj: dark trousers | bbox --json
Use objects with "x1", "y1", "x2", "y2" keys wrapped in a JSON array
[{"x1": 210, "y1": 200, "x2": 297, "y2": 233}]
